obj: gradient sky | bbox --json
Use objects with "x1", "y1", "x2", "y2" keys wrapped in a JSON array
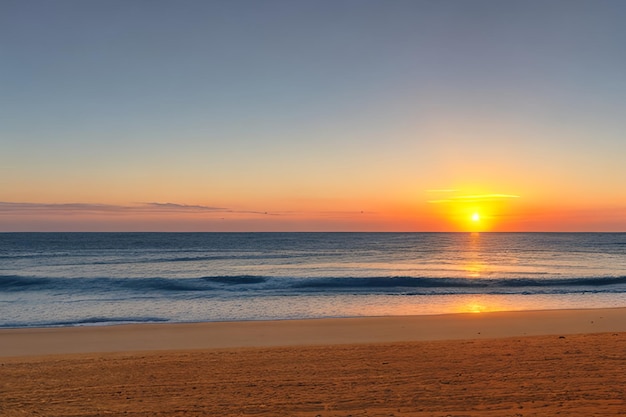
[{"x1": 2, "y1": 0, "x2": 625, "y2": 231}]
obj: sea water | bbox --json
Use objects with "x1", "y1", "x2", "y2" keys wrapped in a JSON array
[{"x1": 1, "y1": 232, "x2": 625, "y2": 327}]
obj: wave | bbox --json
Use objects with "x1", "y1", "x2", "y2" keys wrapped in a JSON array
[
  {"x1": 0, "y1": 275, "x2": 267, "y2": 293},
  {"x1": 2, "y1": 274, "x2": 626, "y2": 296},
  {"x1": 0, "y1": 253, "x2": 342, "y2": 269},
  {"x1": 202, "y1": 276, "x2": 268, "y2": 285},
  {"x1": 0, "y1": 316, "x2": 170, "y2": 329},
  {"x1": 292, "y1": 276, "x2": 626, "y2": 289},
  {"x1": 0, "y1": 275, "x2": 54, "y2": 289}
]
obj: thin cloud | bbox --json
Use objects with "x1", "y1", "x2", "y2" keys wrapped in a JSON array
[
  {"x1": 0, "y1": 202, "x2": 131, "y2": 213},
  {"x1": 427, "y1": 200, "x2": 455, "y2": 204},
  {"x1": 0, "y1": 202, "x2": 229, "y2": 214},
  {"x1": 0, "y1": 201, "x2": 280, "y2": 217},
  {"x1": 452, "y1": 194, "x2": 520, "y2": 200},
  {"x1": 144, "y1": 203, "x2": 278, "y2": 216},
  {"x1": 428, "y1": 194, "x2": 520, "y2": 204},
  {"x1": 142, "y1": 202, "x2": 227, "y2": 212},
  {"x1": 426, "y1": 189, "x2": 458, "y2": 193}
]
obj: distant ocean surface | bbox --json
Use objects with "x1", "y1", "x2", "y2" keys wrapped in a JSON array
[{"x1": 1, "y1": 232, "x2": 626, "y2": 328}]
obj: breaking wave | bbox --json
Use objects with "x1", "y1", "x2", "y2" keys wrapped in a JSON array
[{"x1": 2, "y1": 274, "x2": 626, "y2": 296}]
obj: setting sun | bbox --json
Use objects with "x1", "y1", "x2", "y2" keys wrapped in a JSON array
[{"x1": 427, "y1": 190, "x2": 522, "y2": 231}]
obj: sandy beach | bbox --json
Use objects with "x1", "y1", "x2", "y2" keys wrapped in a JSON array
[{"x1": 2, "y1": 308, "x2": 626, "y2": 416}]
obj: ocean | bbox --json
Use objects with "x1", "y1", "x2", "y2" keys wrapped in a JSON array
[{"x1": 1, "y1": 232, "x2": 625, "y2": 328}]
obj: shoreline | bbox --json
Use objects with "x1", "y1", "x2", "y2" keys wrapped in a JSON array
[{"x1": 2, "y1": 306, "x2": 626, "y2": 358}]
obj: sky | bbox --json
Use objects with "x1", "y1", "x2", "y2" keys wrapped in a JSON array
[{"x1": 1, "y1": 0, "x2": 625, "y2": 232}]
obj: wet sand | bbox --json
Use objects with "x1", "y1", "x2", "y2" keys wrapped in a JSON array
[
  {"x1": 2, "y1": 308, "x2": 626, "y2": 416},
  {"x1": 2, "y1": 308, "x2": 626, "y2": 357}
]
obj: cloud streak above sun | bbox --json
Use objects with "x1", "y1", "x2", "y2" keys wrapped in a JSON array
[{"x1": 428, "y1": 194, "x2": 521, "y2": 204}]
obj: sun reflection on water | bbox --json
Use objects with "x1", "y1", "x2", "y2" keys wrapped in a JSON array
[
  {"x1": 454, "y1": 297, "x2": 509, "y2": 314},
  {"x1": 461, "y1": 302, "x2": 490, "y2": 313},
  {"x1": 463, "y1": 232, "x2": 485, "y2": 278}
]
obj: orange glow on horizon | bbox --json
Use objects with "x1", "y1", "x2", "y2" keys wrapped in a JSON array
[
  {"x1": 2, "y1": 186, "x2": 625, "y2": 232},
  {"x1": 426, "y1": 189, "x2": 521, "y2": 232}
]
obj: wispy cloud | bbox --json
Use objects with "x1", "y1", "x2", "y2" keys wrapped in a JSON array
[
  {"x1": 142, "y1": 202, "x2": 228, "y2": 212},
  {"x1": 143, "y1": 203, "x2": 278, "y2": 216},
  {"x1": 451, "y1": 194, "x2": 520, "y2": 200},
  {"x1": 0, "y1": 201, "x2": 289, "y2": 218},
  {"x1": 0, "y1": 202, "x2": 376, "y2": 219},
  {"x1": 426, "y1": 189, "x2": 458, "y2": 193},
  {"x1": 428, "y1": 194, "x2": 521, "y2": 204},
  {"x1": 0, "y1": 201, "x2": 268, "y2": 215},
  {"x1": 0, "y1": 202, "x2": 131, "y2": 213}
]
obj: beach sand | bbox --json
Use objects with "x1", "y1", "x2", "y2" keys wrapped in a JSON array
[{"x1": 2, "y1": 308, "x2": 626, "y2": 416}]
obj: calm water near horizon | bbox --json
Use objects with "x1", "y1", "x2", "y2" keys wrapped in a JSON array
[{"x1": 1, "y1": 232, "x2": 626, "y2": 328}]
